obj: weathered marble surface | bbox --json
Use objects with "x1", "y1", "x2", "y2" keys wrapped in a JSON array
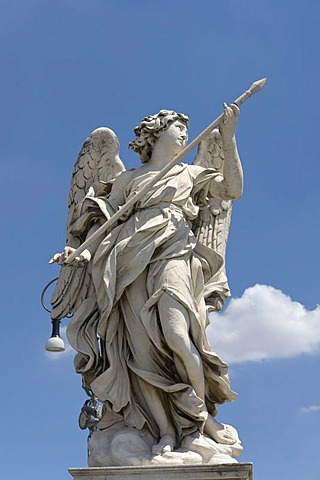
[
  {"x1": 50, "y1": 106, "x2": 243, "y2": 466},
  {"x1": 88, "y1": 425, "x2": 242, "y2": 467},
  {"x1": 69, "y1": 463, "x2": 253, "y2": 480}
]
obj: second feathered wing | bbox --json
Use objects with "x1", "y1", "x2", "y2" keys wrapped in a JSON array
[
  {"x1": 50, "y1": 128, "x2": 125, "y2": 320},
  {"x1": 192, "y1": 129, "x2": 233, "y2": 311}
]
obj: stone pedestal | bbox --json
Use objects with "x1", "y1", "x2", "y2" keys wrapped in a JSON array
[{"x1": 69, "y1": 463, "x2": 252, "y2": 480}]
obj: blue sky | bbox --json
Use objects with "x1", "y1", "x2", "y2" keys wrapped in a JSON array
[{"x1": 1, "y1": 1, "x2": 319, "y2": 479}]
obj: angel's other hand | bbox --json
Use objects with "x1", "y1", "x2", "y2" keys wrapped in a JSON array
[
  {"x1": 220, "y1": 103, "x2": 240, "y2": 140},
  {"x1": 73, "y1": 249, "x2": 91, "y2": 267},
  {"x1": 49, "y1": 247, "x2": 91, "y2": 267},
  {"x1": 49, "y1": 246, "x2": 75, "y2": 265}
]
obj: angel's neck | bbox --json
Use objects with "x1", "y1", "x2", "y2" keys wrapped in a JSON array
[{"x1": 149, "y1": 144, "x2": 180, "y2": 168}]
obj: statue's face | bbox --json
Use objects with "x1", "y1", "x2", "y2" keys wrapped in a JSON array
[{"x1": 157, "y1": 120, "x2": 188, "y2": 153}]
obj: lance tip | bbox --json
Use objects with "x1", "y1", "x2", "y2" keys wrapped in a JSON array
[{"x1": 250, "y1": 78, "x2": 267, "y2": 94}]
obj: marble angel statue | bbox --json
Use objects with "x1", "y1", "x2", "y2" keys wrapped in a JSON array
[{"x1": 49, "y1": 103, "x2": 244, "y2": 466}]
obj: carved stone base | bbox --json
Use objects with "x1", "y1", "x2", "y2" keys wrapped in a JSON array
[
  {"x1": 87, "y1": 426, "x2": 242, "y2": 467},
  {"x1": 69, "y1": 463, "x2": 253, "y2": 480}
]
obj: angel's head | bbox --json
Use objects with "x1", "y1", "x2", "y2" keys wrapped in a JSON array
[{"x1": 129, "y1": 109, "x2": 190, "y2": 163}]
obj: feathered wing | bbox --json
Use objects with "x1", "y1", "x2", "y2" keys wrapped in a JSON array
[
  {"x1": 192, "y1": 129, "x2": 232, "y2": 311},
  {"x1": 50, "y1": 128, "x2": 125, "y2": 320}
]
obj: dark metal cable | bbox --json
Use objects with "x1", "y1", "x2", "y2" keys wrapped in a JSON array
[
  {"x1": 40, "y1": 277, "x2": 73, "y2": 318},
  {"x1": 40, "y1": 277, "x2": 59, "y2": 313}
]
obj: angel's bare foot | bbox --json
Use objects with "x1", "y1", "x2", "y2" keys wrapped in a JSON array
[
  {"x1": 152, "y1": 433, "x2": 175, "y2": 455},
  {"x1": 204, "y1": 415, "x2": 236, "y2": 445}
]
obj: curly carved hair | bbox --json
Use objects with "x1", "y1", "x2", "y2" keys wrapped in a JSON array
[{"x1": 128, "y1": 109, "x2": 190, "y2": 163}]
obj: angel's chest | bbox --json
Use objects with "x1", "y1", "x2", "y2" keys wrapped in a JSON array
[{"x1": 127, "y1": 169, "x2": 194, "y2": 201}]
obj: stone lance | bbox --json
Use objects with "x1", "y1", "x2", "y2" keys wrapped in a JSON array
[{"x1": 62, "y1": 78, "x2": 266, "y2": 265}]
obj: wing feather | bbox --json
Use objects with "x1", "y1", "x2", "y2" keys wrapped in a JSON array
[
  {"x1": 193, "y1": 129, "x2": 224, "y2": 171},
  {"x1": 50, "y1": 127, "x2": 125, "y2": 320},
  {"x1": 192, "y1": 129, "x2": 232, "y2": 309}
]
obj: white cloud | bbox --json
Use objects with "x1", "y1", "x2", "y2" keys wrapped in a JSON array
[
  {"x1": 207, "y1": 284, "x2": 320, "y2": 363},
  {"x1": 45, "y1": 326, "x2": 73, "y2": 361},
  {"x1": 300, "y1": 405, "x2": 320, "y2": 414}
]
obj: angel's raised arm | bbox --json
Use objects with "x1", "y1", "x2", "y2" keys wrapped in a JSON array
[
  {"x1": 212, "y1": 104, "x2": 243, "y2": 200},
  {"x1": 211, "y1": 145, "x2": 243, "y2": 200},
  {"x1": 193, "y1": 103, "x2": 243, "y2": 201}
]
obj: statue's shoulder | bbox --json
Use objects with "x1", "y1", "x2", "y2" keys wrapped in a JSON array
[
  {"x1": 187, "y1": 163, "x2": 206, "y2": 178},
  {"x1": 115, "y1": 168, "x2": 136, "y2": 185}
]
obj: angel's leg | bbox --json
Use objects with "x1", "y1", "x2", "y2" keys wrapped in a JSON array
[
  {"x1": 158, "y1": 292, "x2": 236, "y2": 445},
  {"x1": 158, "y1": 292, "x2": 205, "y2": 399},
  {"x1": 139, "y1": 378, "x2": 176, "y2": 455},
  {"x1": 122, "y1": 272, "x2": 176, "y2": 453}
]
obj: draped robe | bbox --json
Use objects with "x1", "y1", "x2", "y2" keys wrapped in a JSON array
[{"x1": 67, "y1": 163, "x2": 236, "y2": 441}]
